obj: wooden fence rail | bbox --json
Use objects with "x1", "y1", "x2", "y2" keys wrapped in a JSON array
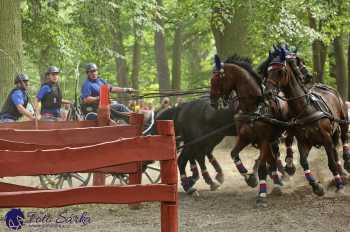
[{"x1": 0, "y1": 120, "x2": 178, "y2": 232}]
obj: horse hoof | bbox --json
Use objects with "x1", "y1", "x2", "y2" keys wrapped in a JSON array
[
  {"x1": 335, "y1": 185, "x2": 345, "y2": 194},
  {"x1": 245, "y1": 174, "x2": 258, "y2": 188},
  {"x1": 284, "y1": 165, "x2": 296, "y2": 176},
  {"x1": 210, "y1": 182, "x2": 220, "y2": 191},
  {"x1": 312, "y1": 183, "x2": 325, "y2": 196},
  {"x1": 191, "y1": 190, "x2": 200, "y2": 199},
  {"x1": 256, "y1": 196, "x2": 268, "y2": 208},
  {"x1": 215, "y1": 173, "x2": 224, "y2": 184},
  {"x1": 186, "y1": 187, "x2": 198, "y2": 195},
  {"x1": 191, "y1": 176, "x2": 199, "y2": 183},
  {"x1": 181, "y1": 177, "x2": 196, "y2": 192},
  {"x1": 270, "y1": 187, "x2": 283, "y2": 196}
]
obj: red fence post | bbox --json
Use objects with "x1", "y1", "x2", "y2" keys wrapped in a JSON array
[
  {"x1": 157, "y1": 121, "x2": 178, "y2": 232},
  {"x1": 128, "y1": 113, "x2": 144, "y2": 186},
  {"x1": 128, "y1": 113, "x2": 144, "y2": 209},
  {"x1": 93, "y1": 84, "x2": 110, "y2": 186}
]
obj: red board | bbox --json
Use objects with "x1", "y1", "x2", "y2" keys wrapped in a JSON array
[{"x1": 0, "y1": 184, "x2": 176, "y2": 208}]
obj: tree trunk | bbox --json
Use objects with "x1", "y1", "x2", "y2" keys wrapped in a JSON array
[
  {"x1": 348, "y1": 36, "x2": 350, "y2": 99},
  {"x1": 211, "y1": 4, "x2": 251, "y2": 59},
  {"x1": 308, "y1": 10, "x2": 327, "y2": 83},
  {"x1": 333, "y1": 35, "x2": 348, "y2": 99},
  {"x1": 111, "y1": 9, "x2": 129, "y2": 104},
  {"x1": 171, "y1": 25, "x2": 183, "y2": 91},
  {"x1": 154, "y1": 0, "x2": 171, "y2": 94},
  {"x1": 131, "y1": 29, "x2": 141, "y2": 91},
  {"x1": 186, "y1": 39, "x2": 202, "y2": 89},
  {"x1": 38, "y1": 46, "x2": 50, "y2": 83},
  {"x1": 0, "y1": 0, "x2": 23, "y2": 105}
]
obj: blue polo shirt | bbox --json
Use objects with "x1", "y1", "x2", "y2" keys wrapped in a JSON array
[
  {"x1": 80, "y1": 77, "x2": 111, "y2": 100},
  {"x1": 12, "y1": 89, "x2": 27, "y2": 106},
  {"x1": 36, "y1": 85, "x2": 60, "y2": 116},
  {"x1": 0, "y1": 89, "x2": 27, "y2": 120}
]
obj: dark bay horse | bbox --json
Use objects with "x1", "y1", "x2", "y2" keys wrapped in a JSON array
[
  {"x1": 210, "y1": 55, "x2": 290, "y2": 207},
  {"x1": 153, "y1": 99, "x2": 238, "y2": 194},
  {"x1": 264, "y1": 47, "x2": 349, "y2": 195}
]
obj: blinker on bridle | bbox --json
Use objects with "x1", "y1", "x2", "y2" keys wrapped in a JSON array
[{"x1": 267, "y1": 62, "x2": 286, "y2": 86}]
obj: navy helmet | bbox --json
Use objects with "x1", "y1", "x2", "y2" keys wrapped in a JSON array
[
  {"x1": 85, "y1": 63, "x2": 98, "y2": 72},
  {"x1": 14, "y1": 73, "x2": 29, "y2": 84},
  {"x1": 46, "y1": 66, "x2": 60, "y2": 74}
]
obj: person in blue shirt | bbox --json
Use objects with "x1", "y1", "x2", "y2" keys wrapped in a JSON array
[
  {"x1": 0, "y1": 73, "x2": 35, "y2": 122},
  {"x1": 34, "y1": 66, "x2": 71, "y2": 121},
  {"x1": 80, "y1": 63, "x2": 135, "y2": 120}
]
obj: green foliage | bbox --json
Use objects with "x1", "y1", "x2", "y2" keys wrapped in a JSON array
[{"x1": 19, "y1": 0, "x2": 350, "y2": 105}]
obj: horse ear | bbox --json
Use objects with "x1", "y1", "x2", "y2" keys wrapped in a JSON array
[{"x1": 214, "y1": 54, "x2": 221, "y2": 71}]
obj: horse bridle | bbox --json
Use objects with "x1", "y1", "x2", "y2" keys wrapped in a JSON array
[{"x1": 266, "y1": 58, "x2": 312, "y2": 124}]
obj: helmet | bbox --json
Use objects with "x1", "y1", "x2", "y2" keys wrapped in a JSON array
[
  {"x1": 85, "y1": 63, "x2": 98, "y2": 72},
  {"x1": 14, "y1": 73, "x2": 29, "y2": 84},
  {"x1": 46, "y1": 66, "x2": 60, "y2": 74}
]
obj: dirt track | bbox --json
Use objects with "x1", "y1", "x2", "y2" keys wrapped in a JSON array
[{"x1": 1, "y1": 139, "x2": 350, "y2": 232}]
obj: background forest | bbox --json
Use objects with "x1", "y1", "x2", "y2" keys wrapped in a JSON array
[{"x1": 0, "y1": 0, "x2": 349, "y2": 106}]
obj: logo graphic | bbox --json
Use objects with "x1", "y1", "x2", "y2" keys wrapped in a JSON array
[{"x1": 5, "y1": 208, "x2": 25, "y2": 230}]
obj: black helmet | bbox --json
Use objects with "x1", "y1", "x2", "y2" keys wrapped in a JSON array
[
  {"x1": 46, "y1": 66, "x2": 60, "y2": 74},
  {"x1": 14, "y1": 73, "x2": 29, "y2": 84},
  {"x1": 86, "y1": 63, "x2": 98, "y2": 72}
]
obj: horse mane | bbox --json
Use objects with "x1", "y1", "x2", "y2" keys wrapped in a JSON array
[
  {"x1": 224, "y1": 55, "x2": 262, "y2": 86},
  {"x1": 256, "y1": 57, "x2": 270, "y2": 78}
]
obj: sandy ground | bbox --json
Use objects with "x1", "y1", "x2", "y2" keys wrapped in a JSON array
[{"x1": 1, "y1": 138, "x2": 350, "y2": 232}]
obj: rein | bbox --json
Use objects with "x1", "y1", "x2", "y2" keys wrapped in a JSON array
[
  {"x1": 176, "y1": 122, "x2": 235, "y2": 150},
  {"x1": 120, "y1": 87, "x2": 210, "y2": 100}
]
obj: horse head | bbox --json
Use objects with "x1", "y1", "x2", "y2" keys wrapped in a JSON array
[
  {"x1": 210, "y1": 55, "x2": 240, "y2": 109},
  {"x1": 210, "y1": 55, "x2": 225, "y2": 109},
  {"x1": 264, "y1": 45, "x2": 295, "y2": 96}
]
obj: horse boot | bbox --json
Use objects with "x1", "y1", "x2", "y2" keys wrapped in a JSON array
[
  {"x1": 256, "y1": 180, "x2": 268, "y2": 208},
  {"x1": 270, "y1": 171, "x2": 283, "y2": 196},
  {"x1": 190, "y1": 163, "x2": 200, "y2": 182},
  {"x1": 304, "y1": 170, "x2": 325, "y2": 196},
  {"x1": 181, "y1": 176, "x2": 197, "y2": 194},
  {"x1": 235, "y1": 159, "x2": 258, "y2": 188}
]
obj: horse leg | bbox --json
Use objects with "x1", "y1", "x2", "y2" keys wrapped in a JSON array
[
  {"x1": 178, "y1": 148, "x2": 196, "y2": 194},
  {"x1": 271, "y1": 140, "x2": 287, "y2": 179},
  {"x1": 256, "y1": 142, "x2": 270, "y2": 208},
  {"x1": 189, "y1": 159, "x2": 200, "y2": 182},
  {"x1": 231, "y1": 137, "x2": 257, "y2": 187},
  {"x1": 197, "y1": 155, "x2": 220, "y2": 191},
  {"x1": 207, "y1": 151, "x2": 224, "y2": 184},
  {"x1": 284, "y1": 134, "x2": 296, "y2": 176},
  {"x1": 323, "y1": 136, "x2": 345, "y2": 192},
  {"x1": 268, "y1": 143, "x2": 284, "y2": 196},
  {"x1": 298, "y1": 141, "x2": 324, "y2": 196},
  {"x1": 332, "y1": 128, "x2": 348, "y2": 184},
  {"x1": 340, "y1": 123, "x2": 350, "y2": 173}
]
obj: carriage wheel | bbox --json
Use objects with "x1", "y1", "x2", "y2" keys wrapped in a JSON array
[
  {"x1": 142, "y1": 161, "x2": 161, "y2": 184},
  {"x1": 39, "y1": 173, "x2": 92, "y2": 189},
  {"x1": 105, "y1": 173, "x2": 129, "y2": 185}
]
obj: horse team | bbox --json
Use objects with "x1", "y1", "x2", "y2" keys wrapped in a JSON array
[{"x1": 154, "y1": 44, "x2": 350, "y2": 207}]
